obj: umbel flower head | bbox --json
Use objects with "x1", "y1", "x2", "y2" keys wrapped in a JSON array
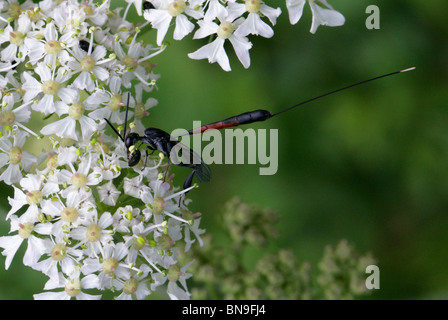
[
  {"x1": 0, "y1": 0, "x2": 345, "y2": 300},
  {"x1": 0, "y1": 0, "x2": 206, "y2": 300}
]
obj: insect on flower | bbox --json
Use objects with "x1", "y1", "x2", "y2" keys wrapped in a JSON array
[{"x1": 105, "y1": 67, "x2": 415, "y2": 193}]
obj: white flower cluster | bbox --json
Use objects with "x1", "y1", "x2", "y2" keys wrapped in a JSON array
[
  {"x1": 0, "y1": 0, "x2": 205, "y2": 300},
  {"x1": 136, "y1": 0, "x2": 345, "y2": 71}
]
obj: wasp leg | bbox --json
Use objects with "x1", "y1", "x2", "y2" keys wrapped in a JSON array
[
  {"x1": 144, "y1": 146, "x2": 157, "y2": 168},
  {"x1": 163, "y1": 162, "x2": 171, "y2": 182},
  {"x1": 177, "y1": 167, "x2": 196, "y2": 208}
]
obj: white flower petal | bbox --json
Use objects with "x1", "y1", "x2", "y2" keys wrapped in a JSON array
[
  {"x1": 286, "y1": 0, "x2": 306, "y2": 25},
  {"x1": 188, "y1": 38, "x2": 231, "y2": 71},
  {"x1": 229, "y1": 35, "x2": 252, "y2": 69},
  {"x1": 173, "y1": 14, "x2": 194, "y2": 41},
  {"x1": 41, "y1": 117, "x2": 77, "y2": 140},
  {"x1": 309, "y1": 1, "x2": 345, "y2": 34}
]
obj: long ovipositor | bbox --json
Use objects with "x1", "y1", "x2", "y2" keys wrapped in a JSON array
[
  {"x1": 186, "y1": 109, "x2": 273, "y2": 135},
  {"x1": 181, "y1": 67, "x2": 415, "y2": 137}
]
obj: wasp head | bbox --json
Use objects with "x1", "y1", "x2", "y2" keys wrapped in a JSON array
[
  {"x1": 128, "y1": 145, "x2": 141, "y2": 167},
  {"x1": 124, "y1": 132, "x2": 141, "y2": 167},
  {"x1": 125, "y1": 132, "x2": 140, "y2": 149}
]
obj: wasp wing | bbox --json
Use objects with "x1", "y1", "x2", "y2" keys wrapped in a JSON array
[{"x1": 168, "y1": 139, "x2": 211, "y2": 183}]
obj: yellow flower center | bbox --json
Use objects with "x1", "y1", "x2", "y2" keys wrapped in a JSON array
[
  {"x1": 70, "y1": 172, "x2": 88, "y2": 188},
  {"x1": 8, "y1": 146, "x2": 22, "y2": 165},
  {"x1": 80, "y1": 55, "x2": 95, "y2": 72},
  {"x1": 108, "y1": 93, "x2": 123, "y2": 111},
  {"x1": 168, "y1": 0, "x2": 186, "y2": 16},
  {"x1": 0, "y1": 110, "x2": 15, "y2": 126},
  {"x1": 44, "y1": 40, "x2": 63, "y2": 55},
  {"x1": 68, "y1": 102, "x2": 85, "y2": 120},
  {"x1": 41, "y1": 80, "x2": 61, "y2": 95},
  {"x1": 123, "y1": 278, "x2": 139, "y2": 295},
  {"x1": 61, "y1": 207, "x2": 79, "y2": 223},
  {"x1": 26, "y1": 190, "x2": 43, "y2": 205},
  {"x1": 51, "y1": 243, "x2": 67, "y2": 261},
  {"x1": 65, "y1": 278, "x2": 81, "y2": 297},
  {"x1": 245, "y1": 0, "x2": 261, "y2": 13},
  {"x1": 85, "y1": 223, "x2": 102, "y2": 242},
  {"x1": 217, "y1": 22, "x2": 235, "y2": 39},
  {"x1": 18, "y1": 222, "x2": 34, "y2": 239},
  {"x1": 102, "y1": 257, "x2": 118, "y2": 274}
]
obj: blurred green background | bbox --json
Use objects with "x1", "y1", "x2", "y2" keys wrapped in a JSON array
[{"x1": 1, "y1": 0, "x2": 448, "y2": 299}]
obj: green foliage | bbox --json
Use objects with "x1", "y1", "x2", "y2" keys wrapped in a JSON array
[{"x1": 180, "y1": 198, "x2": 374, "y2": 300}]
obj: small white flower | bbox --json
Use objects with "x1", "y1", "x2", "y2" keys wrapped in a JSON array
[
  {"x1": 0, "y1": 14, "x2": 32, "y2": 62},
  {"x1": 286, "y1": 0, "x2": 345, "y2": 33},
  {"x1": 40, "y1": 191, "x2": 91, "y2": 227},
  {"x1": 229, "y1": 0, "x2": 282, "y2": 38},
  {"x1": 40, "y1": 95, "x2": 98, "y2": 141},
  {"x1": 81, "y1": 242, "x2": 129, "y2": 289},
  {"x1": 0, "y1": 94, "x2": 33, "y2": 135},
  {"x1": 0, "y1": 132, "x2": 37, "y2": 185},
  {"x1": 32, "y1": 237, "x2": 83, "y2": 281},
  {"x1": 97, "y1": 180, "x2": 121, "y2": 206},
  {"x1": 188, "y1": 16, "x2": 252, "y2": 71},
  {"x1": 143, "y1": 0, "x2": 203, "y2": 46},
  {"x1": 68, "y1": 43, "x2": 112, "y2": 91},
  {"x1": 6, "y1": 173, "x2": 57, "y2": 222},
  {"x1": 34, "y1": 272, "x2": 101, "y2": 300},
  {"x1": 85, "y1": 80, "x2": 133, "y2": 125},
  {"x1": 203, "y1": 0, "x2": 228, "y2": 22},
  {"x1": 25, "y1": 21, "x2": 76, "y2": 67},
  {"x1": 0, "y1": 216, "x2": 46, "y2": 269},
  {"x1": 57, "y1": 153, "x2": 103, "y2": 197},
  {"x1": 115, "y1": 264, "x2": 152, "y2": 300},
  {"x1": 70, "y1": 211, "x2": 114, "y2": 257},
  {"x1": 22, "y1": 63, "x2": 78, "y2": 114}
]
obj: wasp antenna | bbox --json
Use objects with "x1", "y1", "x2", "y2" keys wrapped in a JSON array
[
  {"x1": 400, "y1": 67, "x2": 416, "y2": 73},
  {"x1": 123, "y1": 92, "x2": 131, "y2": 139},
  {"x1": 271, "y1": 67, "x2": 416, "y2": 118},
  {"x1": 104, "y1": 118, "x2": 124, "y2": 142}
]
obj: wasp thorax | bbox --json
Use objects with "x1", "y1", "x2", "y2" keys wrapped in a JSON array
[
  {"x1": 217, "y1": 21, "x2": 235, "y2": 39},
  {"x1": 44, "y1": 40, "x2": 63, "y2": 55},
  {"x1": 68, "y1": 102, "x2": 85, "y2": 120},
  {"x1": 168, "y1": 0, "x2": 186, "y2": 16},
  {"x1": 108, "y1": 93, "x2": 123, "y2": 111},
  {"x1": 245, "y1": 0, "x2": 261, "y2": 13}
]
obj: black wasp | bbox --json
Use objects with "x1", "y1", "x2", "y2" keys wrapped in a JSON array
[
  {"x1": 104, "y1": 100, "x2": 211, "y2": 192},
  {"x1": 104, "y1": 67, "x2": 415, "y2": 193}
]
